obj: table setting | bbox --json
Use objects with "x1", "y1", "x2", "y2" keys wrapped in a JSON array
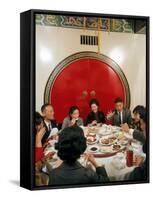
[{"x1": 43, "y1": 124, "x2": 145, "y2": 181}]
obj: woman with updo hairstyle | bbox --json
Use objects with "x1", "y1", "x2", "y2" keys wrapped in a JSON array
[
  {"x1": 85, "y1": 98, "x2": 106, "y2": 126},
  {"x1": 48, "y1": 126, "x2": 109, "y2": 185},
  {"x1": 62, "y1": 105, "x2": 83, "y2": 129}
]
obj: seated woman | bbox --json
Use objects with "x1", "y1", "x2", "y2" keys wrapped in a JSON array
[
  {"x1": 35, "y1": 112, "x2": 46, "y2": 162},
  {"x1": 85, "y1": 99, "x2": 105, "y2": 126},
  {"x1": 121, "y1": 109, "x2": 147, "y2": 181},
  {"x1": 35, "y1": 112, "x2": 51, "y2": 186},
  {"x1": 62, "y1": 106, "x2": 83, "y2": 129},
  {"x1": 48, "y1": 125, "x2": 109, "y2": 185},
  {"x1": 121, "y1": 107, "x2": 146, "y2": 153},
  {"x1": 131, "y1": 105, "x2": 146, "y2": 130}
]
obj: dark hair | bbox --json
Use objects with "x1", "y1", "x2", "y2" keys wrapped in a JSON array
[
  {"x1": 35, "y1": 112, "x2": 43, "y2": 126},
  {"x1": 41, "y1": 103, "x2": 51, "y2": 113},
  {"x1": 140, "y1": 108, "x2": 146, "y2": 123},
  {"x1": 89, "y1": 98, "x2": 99, "y2": 107},
  {"x1": 69, "y1": 106, "x2": 79, "y2": 119},
  {"x1": 114, "y1": 97, "x2": 123, "y2": 104},
  {"x1": 55, "y1": 126, "x2": 87, "y2": 164},
  {"x1": 35, "y1": 112, "x2": 44, "y2": 134},
  {"x1": 133, "y1": 105, "x2": 145, "y2": 116}
]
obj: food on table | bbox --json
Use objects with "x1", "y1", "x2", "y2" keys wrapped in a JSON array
[
  {"x1": 119, "y1": 138, "x2": 128, "y2": 145},
  {"x1": 100, "y1": 136, "x2": 116, "y2": 145},
  {"x1": 100, "y1": 146, "x2": 113, "y2": 153},
  {"x1": 87, "y1": 136, "x2": 97, "y2": 143},
  {"x1": 88, "y1": 132, "x2": 96, "y2": 137},
  {"x1": 113, "y1": 144, "x2": 121, "y2": 151},
  {"x1": 88, "y1": 127, "x2": 96, "y2": 132},
  {"x1": 115, "y1": 131, "x2": 124, "y2": 139}
]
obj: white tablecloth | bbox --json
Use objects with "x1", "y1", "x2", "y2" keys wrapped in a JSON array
[{"x1": 44, "y1": 125, "x2": 144, "y2": 181}]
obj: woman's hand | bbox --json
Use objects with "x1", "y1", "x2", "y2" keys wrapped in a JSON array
[
  {"x1": 91, "y1": 120, "x2": 97, "y2": 126},
  {"x1": 88, "y1": 120, "x2": 97, "y2": 127},
  {"x1": 36, "y1": 127, "x2": 46, "y2": 147}
]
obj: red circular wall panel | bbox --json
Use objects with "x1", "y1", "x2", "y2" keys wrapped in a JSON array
[{"x1": 50, "y1": 58, "x2": 125, "y2": 123}]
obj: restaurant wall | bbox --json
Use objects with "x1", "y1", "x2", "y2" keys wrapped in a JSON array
[{"x1": 36, "y1": 25, "x2": 146, "y2": 113}]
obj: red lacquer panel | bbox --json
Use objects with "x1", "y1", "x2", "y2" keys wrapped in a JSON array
[{"x1": 50, "y1": 58, "x2": 125, "y2": 123}]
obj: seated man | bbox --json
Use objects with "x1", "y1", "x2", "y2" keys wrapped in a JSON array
[
  {"x1": 41, "y1": 104, "x2": 58, "y2": 144},
  {"x1": 106, "y1": 97, "x2": 132, "y2": 127},
  {"x1": 48, "y1": 126, "x2": 109, "y2": 185}
]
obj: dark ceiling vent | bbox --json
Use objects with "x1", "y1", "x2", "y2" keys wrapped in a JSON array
[{"x1": 80, "y1": 35, "x2": 98, "y2": 45}]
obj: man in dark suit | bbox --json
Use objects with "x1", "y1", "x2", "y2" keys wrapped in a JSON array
[
  {"x1": 106, "y1": 97, "x2": 132, "y2": 126},
  {"x1": 41, "y1": 103, "x2": 58, "y2": 144}
]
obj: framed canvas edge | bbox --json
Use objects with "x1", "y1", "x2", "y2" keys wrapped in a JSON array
[{"x1": 20, "y1": 9, "x2": 150, "y2": 190}]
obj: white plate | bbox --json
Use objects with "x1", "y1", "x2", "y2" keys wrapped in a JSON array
[
  {"x1": 100, "y1": 146, "x2": 113, "y2": 153},
  {"x1": 99, "y1": 137, "x2": 117, "y2": 146},
  {"x1": 86, "y1": 136, "x2": 98, "y2": 145}
]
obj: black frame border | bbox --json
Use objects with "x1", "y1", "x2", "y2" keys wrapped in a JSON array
[{"x1": 20, "y1": 9, "x2": 150, "y2": 190}]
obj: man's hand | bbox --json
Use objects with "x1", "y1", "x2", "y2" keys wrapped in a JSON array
[{"x1": 106, "y1": 111, "x2": 115, "y2": 120}]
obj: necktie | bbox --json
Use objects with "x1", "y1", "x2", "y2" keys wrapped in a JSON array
[
  {"x1": 119, "y1": 112, "x2": 122, "y2": 125},
  {"x1": 48, "y1": 124, "x2": 51, "y2": 132}
]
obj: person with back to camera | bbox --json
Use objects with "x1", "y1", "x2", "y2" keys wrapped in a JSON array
[{"x1": 48, "y1": 125, "x2": 109, "y2": 185}]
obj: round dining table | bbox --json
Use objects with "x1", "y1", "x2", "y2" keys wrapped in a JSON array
[{"x1": 43, "y1": 124, "x2": 145, "y2": 181}]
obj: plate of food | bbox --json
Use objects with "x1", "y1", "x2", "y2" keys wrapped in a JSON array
[
  {"x1": 112, "y1": 144, "x2": 121, "y2": 151},
  {"x1": 97, "y1": 128, "x2": 112, "y2": 136},
  {"x1": 118, "y1": 138, "x2": 128, "y2": 146},
  {"x1": 88, "y1": 132, "x2": 96, "y2": 137},
  {"x1": 111, "y1": 126, "x2": 121, "y2": 133},
  {"x1": 88, "y1": 126, "x2": 96, "y2": 131},
  {"x1": 115, "y1": 131, "x2": 124, "y2": 139},
  {"x1": 100, "y1": 146, "x2": 113, "y2": 154},
  {"x1": 100, "y1": 136, "x2": 117, "y2": 146},
  {"x1": 86, "y1": 136, "x2": 98, "y2": 145},
  {"x1": 87, "y1": 145, "x2": 100, "y2": 153}
]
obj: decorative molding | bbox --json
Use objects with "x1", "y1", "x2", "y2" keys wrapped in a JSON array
[{"x1": 36, "y1": 14, "x2": 134, "y2": 33}]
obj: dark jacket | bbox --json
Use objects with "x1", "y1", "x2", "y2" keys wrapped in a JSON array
[
  {"x1": 85, "y1": 111, "x2": 105, "y2": 125},
  {"x1": 133, "y1": 130, "x2": 146, "y2": 153},
  {"x1": 112, "y1": 108, "x2": 132, "y2": 126},
  {"x1": 42, "y1": 120, "x2": 58, "y2": 144},
  {"x1": 128, "y1": 161, "x2": 147, "y2": 181},
  {"x1": 48, "y1": 161, "x2": 109, "y2": 186}
]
